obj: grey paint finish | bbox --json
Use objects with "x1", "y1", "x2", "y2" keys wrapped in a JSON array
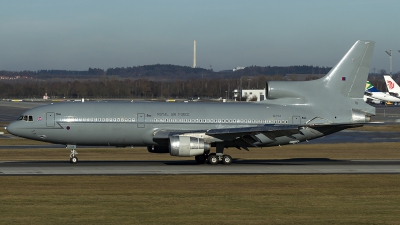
[{"x1": 6, "y1": 40, "x2": 376, "y2": 157}]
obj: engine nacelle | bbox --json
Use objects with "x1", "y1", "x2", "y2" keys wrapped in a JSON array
[
  {"x1": 266, "y1": 81, "x2": 302, "y2": 99},
  {"x1": 169, "y1": 136, "x2": 210, "y2": 157},
  {"x1": 352, "y1": 109, "x2": 372, "y2": 122}
]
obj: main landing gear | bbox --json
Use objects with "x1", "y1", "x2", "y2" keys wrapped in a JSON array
[
  {"x1": 195, "y1": 143, "x2": 233, "y2": 165},
  {"x1": 194, "y1": 153, "x2": 232, "y2": 165},
  {"x1": 67, "y1": 145, "x2": 78, "y2": 164}
]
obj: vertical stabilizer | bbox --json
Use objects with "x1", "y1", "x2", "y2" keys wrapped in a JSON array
[
  {"x1": 321, "y1": 40, "x2": 374, "y2": 98},
  {"x1": 383, "y1": 75, "x2": 400, "y2": 93},
  {"x1": 365, "y1": 81, "x2": 381, "y2": 92}
]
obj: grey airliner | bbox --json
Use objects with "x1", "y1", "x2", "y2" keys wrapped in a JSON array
[{"x1": 6, "y1": 40, "x2": 376, "y2": 164}]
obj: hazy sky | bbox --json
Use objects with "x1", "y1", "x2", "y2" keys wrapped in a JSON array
[{"x1": 1, "y1": 0, "x2": 399, "y2": 72}]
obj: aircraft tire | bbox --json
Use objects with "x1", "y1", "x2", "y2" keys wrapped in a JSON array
[
  {"x1": 195, "y1": 154, "x2": 207, "y2": 164},
  {"x1": 70, "y1": 157, "x2": 78, "y2": 164},
  {"x1": 222, "y1": 155, "x2": 232, "y2": 165},
  {"x1": 208, "y1": 154, "x2": 219, "y2": 165}
]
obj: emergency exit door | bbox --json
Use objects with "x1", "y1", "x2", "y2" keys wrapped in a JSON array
[
  {"x1": 292, "y1": 116, "x2": 301, "y2": 125},
  {"x1": 46, "y1": 112, "x2": 55, "y2": 127},
  {"x1": 137, "y1": 113, "x2": 145, "y2": 128}
]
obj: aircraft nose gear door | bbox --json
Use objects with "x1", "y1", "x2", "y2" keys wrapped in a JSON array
[
  {"x1": 46, "y1": 112, "x2": 55, "y2": 127},
  {"x1": 137, "y1": 113, "x2": 145, "y2": 128}
]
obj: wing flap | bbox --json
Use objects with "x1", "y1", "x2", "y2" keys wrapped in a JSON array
[
  {"x1": 152, "y1": 123, "x2": 364, "y2": 148},
  {"x1": 206, "y1": 124, "x2": 300, "y2": 142}
]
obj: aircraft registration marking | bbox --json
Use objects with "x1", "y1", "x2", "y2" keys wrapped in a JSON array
[{"x1": 157, "y1": 113, "x2": 190, "y2": 116}]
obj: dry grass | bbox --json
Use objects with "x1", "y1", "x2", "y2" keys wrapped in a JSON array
[
  {"x1": 1, "y1": 142, "x2": 400, "y2": 161},
  {"x1": 0, "y1": 138, "x2": 52, "y2": 145},
  {"x1": 0, "y1": 123, "x2": 8, "y2": 134},
  {"x1": 2, "y1": 124, "x2": 400, "y2": 224},
  {"x1": 349, "y1": 124, "x2": 400, "y2": 132},
  {"x1": 0, "y1": 175, "x2": 399, "y2": 225}
]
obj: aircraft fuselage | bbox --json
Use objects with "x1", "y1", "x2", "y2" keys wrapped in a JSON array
[{"x1": 7, "y1": 101, "x2": 326, "y2": 147}]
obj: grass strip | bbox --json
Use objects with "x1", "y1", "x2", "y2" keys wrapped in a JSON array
[
  {"x1": 1, "y1": 142, "x2": 399, "y2": 161},
  {"x1": 0, "y1": 175, "x2": 399, "y2": 225}
]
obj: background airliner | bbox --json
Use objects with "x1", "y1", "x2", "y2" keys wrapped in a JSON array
[
  {"x1": 6, "y1": 40, "x2": 375, "y2": 164},
  {"x1": 383, "y1": 75, "x2": 400, "y2": 98},
  {"x1": 364, "y1": 80, "x2": 400, "y2": 103}
]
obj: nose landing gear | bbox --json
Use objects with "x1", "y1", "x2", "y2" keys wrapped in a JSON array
[{"x1": 67, "y1": 145, "x2": 78, "y2": 164}]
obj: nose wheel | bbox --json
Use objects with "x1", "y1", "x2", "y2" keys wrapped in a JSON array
[{"x1": 70, "y1": 156, "x2": 78, "y2": 164}]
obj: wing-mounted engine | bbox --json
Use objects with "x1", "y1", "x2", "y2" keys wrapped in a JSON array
[
  {"x1": 266, "y1": 81, "x2": 304, "y2": 99},
  {"x1": 169, "y1": 136, "x2": 210, "y2": 157},
  {"x1": 364, "y1": 91, "x2": 373, "y2": 97}
]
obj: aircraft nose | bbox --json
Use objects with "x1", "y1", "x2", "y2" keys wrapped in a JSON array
[{"x1": 5, "y1": 122, "x2": 17, "y2": 136}]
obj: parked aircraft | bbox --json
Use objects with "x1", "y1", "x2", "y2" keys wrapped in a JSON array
[
  {"x1": 383, "y1": 75, "x2": 400, "y2": 97},
  {"x1": 364, "y1": 80, "x2": 400, "y2": 103},
  {"x1": 6, "y1": 40, "x2": 376, "y2": 165}
]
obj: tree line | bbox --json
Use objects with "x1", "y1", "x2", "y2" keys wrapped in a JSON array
[
  {"x1": 2, "y1": 73, "x2": 396, "y2": 99},
  {"x1": 1, "y1": 75, "x2": 283, "y2": 99},
  {"x1": 1, "y1": 64, "x2": 331, "y2": 80}
]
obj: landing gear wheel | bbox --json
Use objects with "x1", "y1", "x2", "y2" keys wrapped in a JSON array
[
  {"x1": 195, "y1": 154, "x2": 207, "y2": 164},
  {"x1": 70, "y1": 157, "x2": 78, "y2": 164},
  {"x1": 222, "y1": 155, "x2": 232, "y2": 165},
  {"x1": 208, "y1": 154, "x2": 219, "y2": 165}
]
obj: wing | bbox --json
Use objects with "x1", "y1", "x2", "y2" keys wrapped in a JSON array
[
  {"x1": 153, "y1": 124, "x2": 301, "y2": 150},
  {"x1": 205, "y1": 124, "x2": 300, "y2": 150},
  {"x1": 152, "y1": 123, "x2": 363, "y2": 150}
]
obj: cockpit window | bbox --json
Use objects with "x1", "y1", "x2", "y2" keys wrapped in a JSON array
[{"x1": 18, "y1": 115, "x2": 33, "y2": 122}]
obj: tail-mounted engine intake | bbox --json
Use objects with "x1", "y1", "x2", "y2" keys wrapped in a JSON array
[
  {"x1": 169, "y1": 136, "x2": 210, "y2": 157},
  {"x1": 265, "y1": 81, "x2": 303, "y2": 99}
]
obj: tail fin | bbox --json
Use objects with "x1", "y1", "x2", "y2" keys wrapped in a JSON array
[
  {"x1": 321, "y1": 40, "x2": 375, "y2": 98},
  {"x1": 365, "y1": 81, "x2": 381, "y2": 92},
  {"x1": 383, "y1": 75, "x2": 400, "y2": 93}
]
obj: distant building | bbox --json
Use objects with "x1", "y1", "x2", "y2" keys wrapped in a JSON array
[
  {"x1": 0, "y1": 75, "x2": 31, "y2": 80},
  {"x1": 233, "y1": 89, "x2": 265, "y2": 102},
  {"x1": 233, "y1": 67, "x2": 245, "y2": 72}
]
